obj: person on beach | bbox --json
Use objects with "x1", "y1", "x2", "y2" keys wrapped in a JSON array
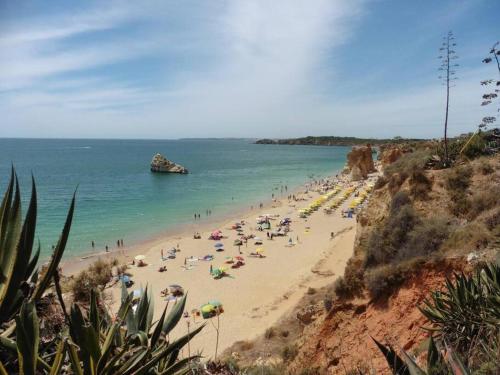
[
  {"x1": 105, "y1": 245, "x2": 109, "y2": 252},
  {"x1": 117, "y1": 240, "x2": 120, "y2": 248},
  {"x1": 91, "y1": 240, "x2": 95, "y2": 249},
  {"x1": 120, "y1": 239, "x2": 124, "y2": 247},
  {"x1": 330, "y1": 232, "x2": 334, "y2": 240},
  {"x1": 210, "y1": 264, "x2": 213, "y2": 274}
]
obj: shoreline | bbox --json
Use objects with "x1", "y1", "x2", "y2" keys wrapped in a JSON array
[
  {"x1": 62, "y1": 165, "x2": 379, "y2": 360},
  {"x1": 60, "y1": 169, "x2": 338, "y2": 275}
]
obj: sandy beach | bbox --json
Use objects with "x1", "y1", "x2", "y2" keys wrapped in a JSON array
[{"x1": 64, "y1": 171, "x2": 378, "y2": 360}]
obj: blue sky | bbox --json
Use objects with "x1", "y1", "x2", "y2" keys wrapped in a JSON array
[{"x1": 0, "y1": 0, "x2": 499, "y2": 139}]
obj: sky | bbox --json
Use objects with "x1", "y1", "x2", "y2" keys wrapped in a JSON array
[{"x1": 0, "y1": 0, "x2": 499, "y2": 139}]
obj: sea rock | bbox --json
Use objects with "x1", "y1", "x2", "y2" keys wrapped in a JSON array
[
  {"x1": 346, "y1": 144, "x2": 375, "y2": 181},
  {"x1": 150, "y1": 153, "x2": 188, "y2": 174}
]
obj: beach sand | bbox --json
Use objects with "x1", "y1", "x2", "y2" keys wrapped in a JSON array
[{"x1": 64, "y1": 173, "x2": 376, "y2": 360}]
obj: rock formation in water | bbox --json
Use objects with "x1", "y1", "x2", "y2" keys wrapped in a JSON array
[
  {"x1": 150, "y1": 153, "x2": 188, "y2": 174},
  {"x1": 346, "y1": 144, "x2": 376, "y2": 180}
]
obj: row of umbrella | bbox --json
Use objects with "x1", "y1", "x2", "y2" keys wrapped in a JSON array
[
  {"x1": 298, "y1": 186, "x2": 342, "y2": 218},
  {"x1": 348, "y1": 183, "x2": 374, "y2": 209},
  {"x1": 325, "y1": 186, "x2": 356, "y2": 211}
]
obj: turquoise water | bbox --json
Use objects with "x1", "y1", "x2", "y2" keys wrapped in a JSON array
[{"x1": 0, "y1": 139, "x2": 348, "y2": 259}]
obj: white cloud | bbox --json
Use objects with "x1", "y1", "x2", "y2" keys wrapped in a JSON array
[{"x1": 0, "y1": 0, "x2": 492, "y2": 139}]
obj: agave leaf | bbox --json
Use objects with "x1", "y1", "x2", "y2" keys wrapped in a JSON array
[
  {"x1": 445, "y1": 344, "x2": 470, "y2": 375},
  {"x1": 151, "y1": 304, "x2": 169, "y2": 348},
  {"x1": 67, "y1": 340, "x2": 84, "y2": 375},
  {"x1": 0, "y1": 175, "x2": 23, "y2": 313},
  {"x1": 400, "y1": 350, "x2": 426, "y2": 375},
  {"x1": 371, "y1": 336, "x2": 409, "y2": 375},
  {"x1": 162, "y1": 294, "x2": 187, "y2": 336},
  {"x1": 89, "y1": 289, "x2": 99, "y2": 332},
  {"x1": 0, "y1": 177, "x2": 37, "y2": 321},
  {"x1": 31, "y1": 191, "x2": 76, "y2": 301},
  {"x1": 100, "y1": 348, "x2": 128, "y2": 375},
  {"x1": 25, "y1": 243, "x2": 40, "y2": 281},
  {"x1": 15, "y1": 301, "x2": 39, "y2": 375},
  {"x1": 48, "y1": 339, "x2": 66, "y2": 375},
  {"x1": 116, "y1": 348, "x2": 149, "y2": 375},
  {"x1": 0, "y1": 362, "x2": 7, "y2": 375},
  {"x1": 160, "y1": 356, "x2": 200, "y2": 375},
  {"x1": 161, "y1": 324, "x2": 204, "y2": 359},
  {"x1": 0, "y1": 167, "x2": 15, "y2": 265},
  {"x1": 426, "y1": 336, "x2": 441, "y2": 371},
  {"x1": 116, "y1": 290, "x2": 133, "y2": 322},
  {"x1": 96, "y1": 322, "x2": 120, "y2": 374}
]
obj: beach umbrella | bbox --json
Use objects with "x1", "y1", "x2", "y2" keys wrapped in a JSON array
[
  {"x1": 208, "y1": 300, "x2": 223, "y2": 310},
  {"x1": 235, "y1": 256, "x2": 244, "y2": 261},
  {"x1": 214, "y1": 243, "x2": 224, "y2": 248},
  {"x1": 134, "y1": 255, "x2": 146, "y2": 261},
  {"x1": 255, "y1": 248, "x2": 264, "y2": 253},
  {"x1": 200, "y1": 303, "x2": 215, "y2": 319}
]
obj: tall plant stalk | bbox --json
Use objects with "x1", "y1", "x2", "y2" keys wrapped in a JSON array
[{"x1": 438, "y1": 31, "x2": 459, "y2": 166}]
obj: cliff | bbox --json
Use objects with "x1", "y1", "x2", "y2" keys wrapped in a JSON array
[
  {"x1": 150, "y1": 153, "x2": 188, "y2": 174},
  {"x1": 255, "y1": 136, "x2": 425, "y2": 147},
  {"x1": 222, "y1": 144, "x2": 499, "y2": 374},
  {"x1": 346, "y1": 144, "x2": 376, "y2": 180}
]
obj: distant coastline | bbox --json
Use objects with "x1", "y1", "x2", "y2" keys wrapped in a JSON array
[{"x1": 255, "y1": 136, "x2": 426, "y2": 146}]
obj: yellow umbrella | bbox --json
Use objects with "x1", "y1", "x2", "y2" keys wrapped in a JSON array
[{"x1": 255, "y1": 248, "x2": 264, "y2": 253}]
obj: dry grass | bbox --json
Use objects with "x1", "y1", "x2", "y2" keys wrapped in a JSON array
[{"x1": 441, "y1": 222, "x2": 493, "y2": 254}]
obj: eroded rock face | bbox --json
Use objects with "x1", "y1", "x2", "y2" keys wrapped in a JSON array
[
  {"x1": 346, "y1": 145, "x2": 375, "y2": 181},
  {"x1": 380, "y1": 146, "x2": 404, "y2": 166},
  {"x1": 150, "y1": 153, "x2": 188, "y2": 174}
]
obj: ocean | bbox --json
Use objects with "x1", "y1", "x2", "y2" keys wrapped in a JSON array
[{"x1": 0, "y1": 138, "x2": 349, "y2": 259}]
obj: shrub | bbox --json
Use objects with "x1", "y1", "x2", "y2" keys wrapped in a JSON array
[
  {"x1": 441, "y1": 222, "x2": 492, "y2": 253},
  {"x1": 477, "y1": 160, "x2": 494, "y2": 175},
  {"x1": 365, "y1": 204, "x2": 420, "y2": 267},
  {"x1": 484, "y1": 208, "x2": 500, "y2": 231},
  {"x1": 365, "y1": 258, "x2": 425, "y2": 299},
  {"x1": 70, "y1": 258, "x2": 117, "y2": 302},
  {"x1": 264, "y1": 327, "x2": 276, "y2": 340},
  {"x1": 387, "y1": 173, "x2": 406, "y2": 194},
  {"x1": 374, "y1": 176, "x2": 387, "y2": 189},
  {"x1": 333, "y1": 258, "x2": 365, "y2": 300},
  {"x1": 408, "y1": 168, "x2": 432, "y2": 199},
  {"x1": 389, "y1": 191, "x2": 411, "y2": 213},
  {"x1": 323, "y1": 297, "x2": 333, "y2": 312},
  {"x1": 450, "y1": 194, "x2": 472, "y2": 217},
  {"x1": 396, "y1": 217, "x2": 450, "y2": 261},
  {"x1": 384, "y1": 149, "x2": 431, "y2": 180},
  {"x1": 281, "y1": 344, "x2": 299, "y2": 362},
  {"x1": 467, "y1": 186, "x2": 500, "y2": 220},
  {"x1": 445, "y1": 165, "x2": 473, "y2": 217},
  {"x1": 445, "y1": 165, "x2": 473, "y2": 192}
]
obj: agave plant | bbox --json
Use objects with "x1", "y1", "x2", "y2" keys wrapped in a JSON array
[
  {"x1": 66, "y1": 285, "x2": 204, "y2": 374},
  {"x1": 419, "y1": 263, "x2": 500, "y2": 361},
  {"x1": 0, "y1": 168, "x2": 74, "y2": 324},
  {"x1": 372, "y1": 336, "x2": 470, "y2": 375},
  {"x1": 0, "y1": 168, "x2": 74, "y2": 372}
]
